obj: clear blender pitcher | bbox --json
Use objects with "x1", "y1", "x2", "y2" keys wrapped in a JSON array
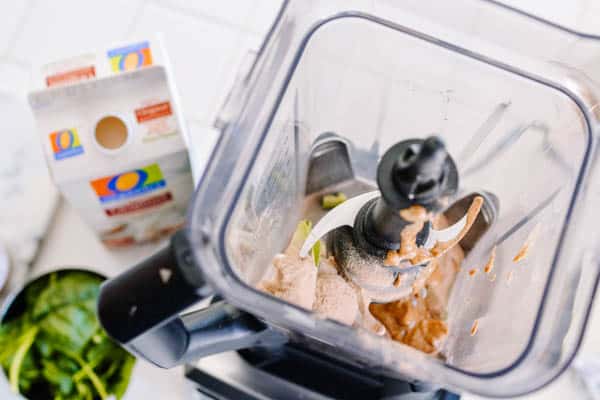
[{"x1": 98, "y1": 0, "x2": 600, "y2": 397}]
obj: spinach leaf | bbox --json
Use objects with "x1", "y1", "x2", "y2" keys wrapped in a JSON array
[
  {"x1": 75, "y1": 381, "x2": 94, "y2": 400},
  {"x1": 110, "y1": 354, "x2": 135, "y2": 400},
  {"x1": 9, "y1": 325, "x2": 38, "y2": 392},
  {"x1": 42, "y1": 359, "x2": 74, "y2": 396},
  {"x1": 17, "y1": 351, "x2": 38, "y2": 393},
  {"x1": 32, "y1": 273, "x2": 101, "y2": 320},
  {"x1": 0, "y1": 271, "x2": 136, "y2": 400},
  {"x1": 38, "y1": 304, "x2": 98, "y2": 354},
  {"x1": 0, "y1": 318, "x2": 24, "y2": 367},
  {"x1": 34, "y1": 335, "x2": 53, "y2": 358},
  {"x1": 83, "y1": 333, "x2": 113, "y2": 365}
]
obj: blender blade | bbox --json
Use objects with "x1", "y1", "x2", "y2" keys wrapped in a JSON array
[
  {"x1": 422, "y1": 214, "x2": 467, "y2": 250},
  {"x1": 299, "y1": 190, "x2": 380, "y2": 257},
  {"x1": 298, "y1": 136, "x2": 472, "y2": 301},
  {"x1": 299, "y1": 191, "x2": 470, "y2": 258}
]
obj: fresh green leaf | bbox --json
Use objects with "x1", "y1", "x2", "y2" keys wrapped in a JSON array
[
  {"x1": 35, "y1": 335, "x2": 53, "y2": 358},
  {"x1": 0, "y1": 271, "x2": 136, "y2": 400},
  {"x1": 24, "y1": 275, "x2": 52, "y2": 308},
  {"x1": 84, "y1": 336, "x2": 113, "y2": 365},
  {"x1": 76, "y1": 382, "x2": 94, "y2": 400},
  {"x1": 111, "y1": 354, "x2": 136, "y2": 400},
  {"x1": 56, "y1": 354, "x2": 79, "y2": 374},
  {"x1": 321, "y1": 192, "x2": 347, "y2": 210},
  {"x1": 32, "y1": 272, "x2": 102, "y2": 320},
  {"x1": 91, "y1": 332, "x2": 103, "y2": 344},
  {"x1": 75, "y1": 336, "x2": 119, "y2": 383},
  {"x1": 311, "y1": 239, "x2": 321, "y2": 267},
  {"x1": 0, "y1": 319, "x2": 24, "y2": 366},
  {"x1": 289, "y1": 220, "x2": 321, "y2": 266},
  {"x1": 99, "y1": 358, "x2": 120, "y2": 383},
  {"x1": 42, "y1": 359, "x2": 74, "y2": 395},
  {"x1": 9, "y1": 325, "x2": 38, "y2": 393},
  {"x1": 39, "y1": 304, "x2": 98, "y2": 353},
  {"x1": 290, "y1": 220, "x2": 312, "y2": 251},
  {"x1": 17, "y1": 351, "x2": 38, "y2": 392},
  {"x1": 80, "y1": 297, "x2": 98, "y2": 315},
  {"x1": 70, "y1": 352, "x2": 109, "y2": 400}
]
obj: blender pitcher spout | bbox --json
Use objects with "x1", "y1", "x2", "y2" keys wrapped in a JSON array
[{"x1": 97, "y1": 230, "x2": 287, "y2": 368}]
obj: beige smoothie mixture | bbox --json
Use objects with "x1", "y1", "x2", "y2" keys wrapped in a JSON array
[{"x1": 257, "y1": 196, "x2": 482, "y2": 355}]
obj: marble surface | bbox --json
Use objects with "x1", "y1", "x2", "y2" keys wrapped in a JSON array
[{"x1": 0, "y1": 69, "x2": 58, "y2": 295}]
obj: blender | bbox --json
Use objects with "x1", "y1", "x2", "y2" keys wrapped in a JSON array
[{"x1": 97, "y1": 0, "x2": 600, "y2": 398}]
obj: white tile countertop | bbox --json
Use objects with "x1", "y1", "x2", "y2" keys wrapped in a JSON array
[
  {"x1": 0, "y1": 1, "x2": 279, "y2": 398},
  {"x1": 1, "y1": 0, "x2": 600, "y2": 399},
  {"x1": 0, "y1": 0, "x2": 277, "y2": 289}
]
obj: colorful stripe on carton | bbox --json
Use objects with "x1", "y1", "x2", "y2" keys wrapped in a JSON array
[
  {"x1": 107, "y1": 41, "x2": 153, "y2": 72},
  {"x1": 104, "y1": 192, "x2": 173, "y2": 216},
  {"x1": 135, "y1": 101, "x2": 172, "y2": 123},
  {"x1": 46, "y1": 66, "x2": 96, "y2": 87},
  {"x1": 90, "y1": 164, "x2": 166, "y2": 203}
]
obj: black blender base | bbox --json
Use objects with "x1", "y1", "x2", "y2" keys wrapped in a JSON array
[{"x1": 185, "y1": 345, "x2": 459, "y2": 400}]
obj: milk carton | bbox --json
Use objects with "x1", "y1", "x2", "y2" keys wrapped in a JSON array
[{"x1": 28, "y1": 38, "x2": 194, "y2": 247}]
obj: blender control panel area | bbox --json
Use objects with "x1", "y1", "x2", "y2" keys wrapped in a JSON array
[{"x1": 1, "y1": 1, "x2": 600, "y2": 400}]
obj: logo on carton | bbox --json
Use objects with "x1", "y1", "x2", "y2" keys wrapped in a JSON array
[
  {"x1": 46, "y1": 66, "x2": 96, "y2": 87},
  {"x1": 108, "y1": 41, "x2": 153, "y2": 72},
  {"x1": 104, "y1": 192, "x2": 173, "y2": 216},
  {"x1": 90, "y1": 164, "x2": 166, "y2": 204},
  {"x1": 135, "y1": 101, "x2": 172, "y2": 123},
  {"x1": 50, "y1": 129, "x2": 84, "y2": 160}
]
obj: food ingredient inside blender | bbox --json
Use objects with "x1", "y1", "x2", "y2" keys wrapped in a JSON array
[
  {"x1": 258, "y1": 220, "x2": 319, "y2": 310},
  {"x1": 484, "y1": 245, "x2": 497, "y2": 273},
  {"x1": 257, "y1": 196, "x2": 482, "y2": 355},
  {"x1": 369, "y1": 213, "x2": 465, "y2": 354},
  {"x1": 321, "y1": 192, "x2": 348, "y2": 210},
  {"x1": 513, "y1": 223, "x2": 541, "y2": 263}
]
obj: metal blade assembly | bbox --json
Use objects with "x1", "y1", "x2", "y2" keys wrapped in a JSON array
[{"x1": 300, "y1": 136, "x2": 490, "y2": 302}]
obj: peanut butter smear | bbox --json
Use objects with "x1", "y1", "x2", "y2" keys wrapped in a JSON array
[
  {"x1": 385, "y1": 196, "x2": 483, "y2": 267},
  {"x1": 412, "y1": 196, "x2": 483, "y2": 265},
  {"x1": 384, "y1": 205, "x2": 430, "y2": 267},
  {"x1": 370, "y1": 214, "x2": 465, "y2": 354},
  {"x1": 399, "y1": 205, "x2": 429, "y2": 222},
  {"x1": 470, "y1": 319, "x2": 479, "y2": 336},
  {"x1": 513, "y1": 223, "x2": 541, "y2": 263},
  {"x1": 484, "y1": 245, "x2": 497, "y2": 273},
  {"x1": 258, "y1": 196, "x2": 480, "y2": 356}
]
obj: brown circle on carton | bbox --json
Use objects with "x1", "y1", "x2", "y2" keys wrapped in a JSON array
[{"x1": 95, "y1": 115, "x2": 128, "y2": 150}]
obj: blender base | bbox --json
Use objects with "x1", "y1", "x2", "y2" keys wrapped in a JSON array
[{"x1": 185, "y1": 344, "x2": 459, "y2": 400}]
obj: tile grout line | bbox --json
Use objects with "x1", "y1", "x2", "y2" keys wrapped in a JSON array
[
  {"x1": 139, "y1": 0, "x2": 268, "y2": 122},
  {"x1": 190, "y1": 0, "x2": 272, "y2": 120},
  {"x1": 1, "y1": 0, "x2": 37, "y2": 63},
  {"x1": 149, "y1": 0, "x2": 263, "y2": 36},
  {"x1": 123, "y1": 0, "x2": 150, "y2": 38},
  {"x1": 0, "y1": 56, "x2": 30, "y2": 69}
]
